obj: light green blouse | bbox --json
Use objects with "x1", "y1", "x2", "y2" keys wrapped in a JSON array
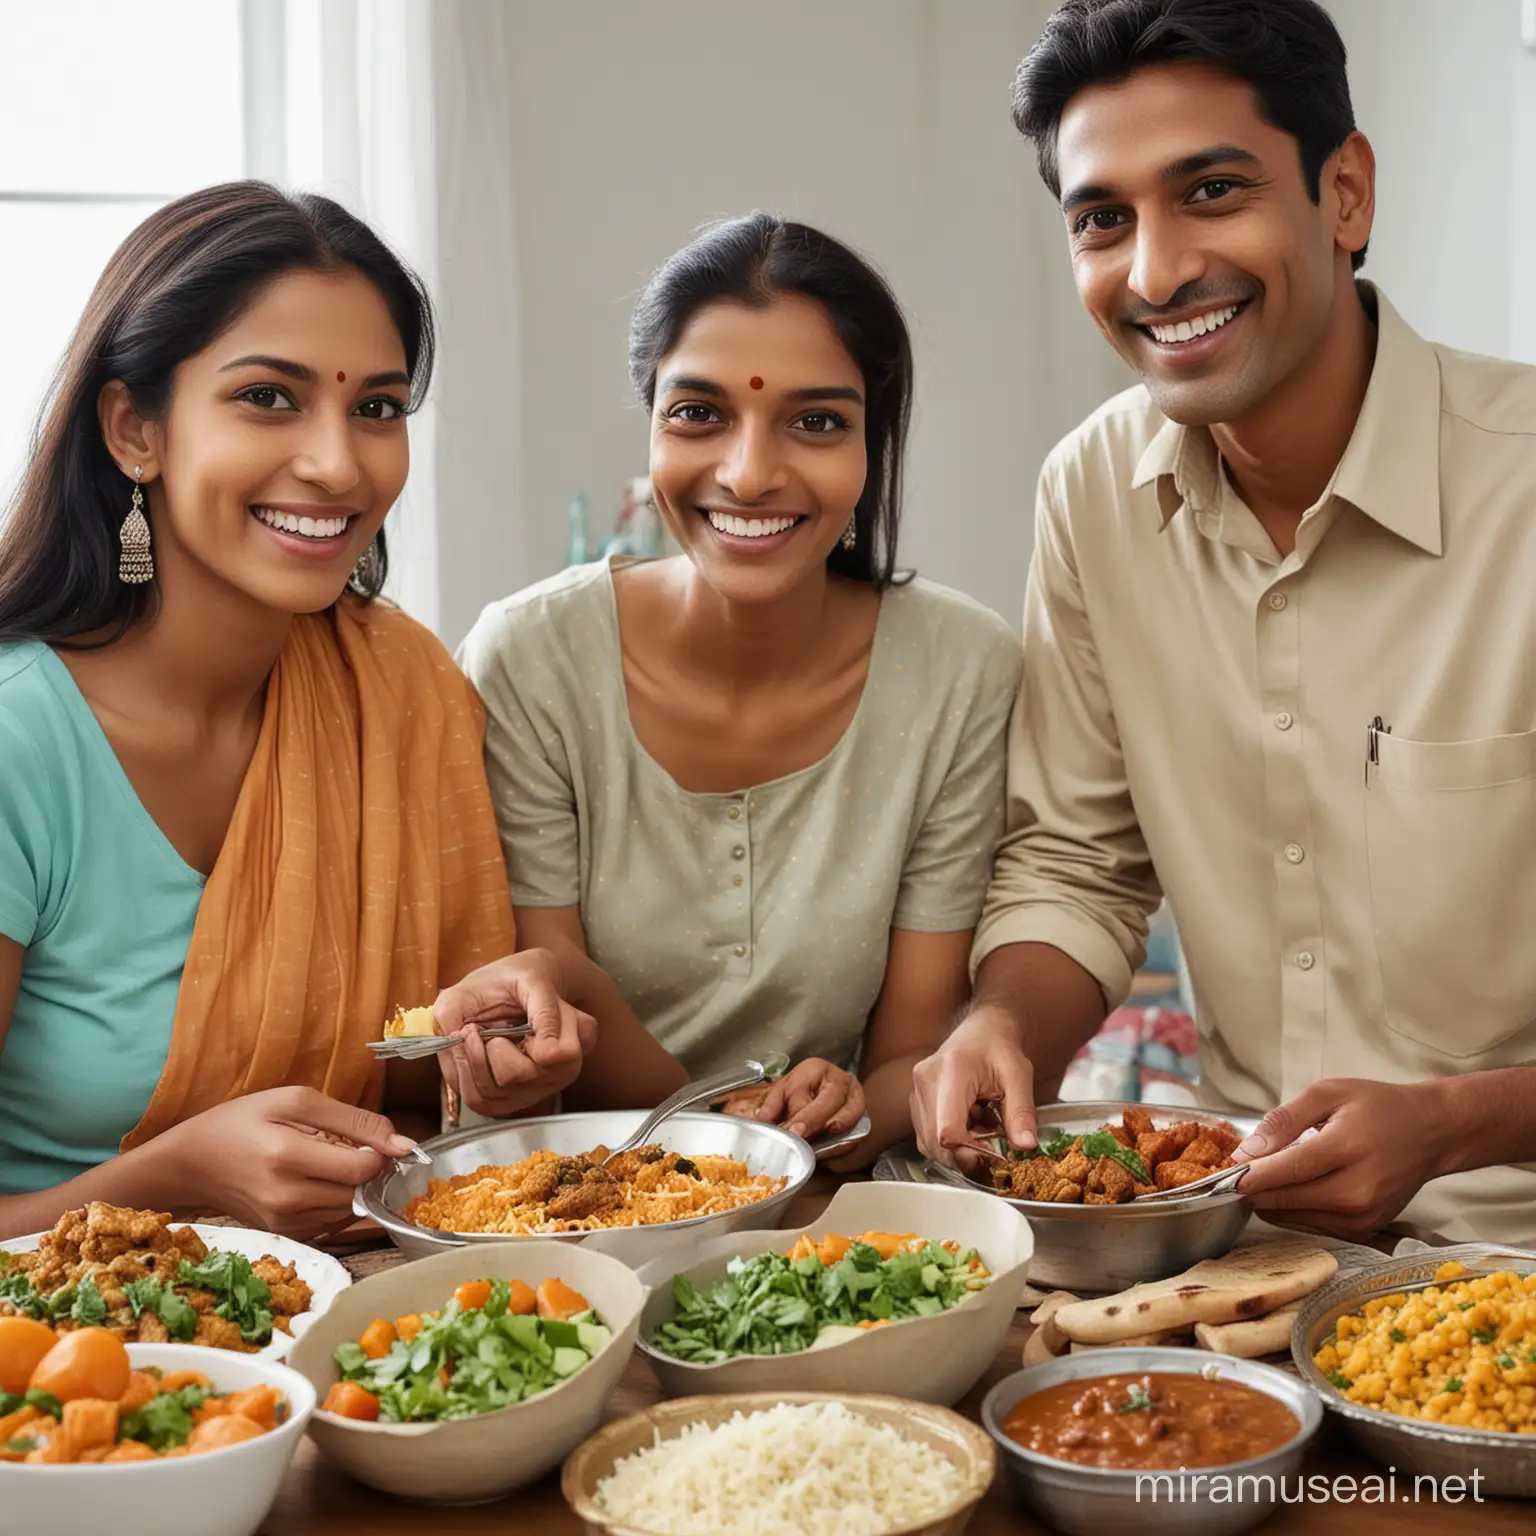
[{"x1": 457, "y1": 557, "x2": 1022, "y2": 1077}]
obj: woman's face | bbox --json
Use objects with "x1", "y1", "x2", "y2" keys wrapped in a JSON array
[
  {"x1": 140, "y1": 267, "x2": 410, "y2": 615},
  {"x1": 648, "y1": 294, "x2": 867, "y2": 605}
]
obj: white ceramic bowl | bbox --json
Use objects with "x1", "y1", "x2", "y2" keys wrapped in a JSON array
[
  {"x1": 0, "y1": 1343, "x2": 315, "y2": 1536},
  {"x1": 285, "y1": 1241, "x2": 646, "y2": 1504},
  {"x1": 2, "y1": 1223, "x2": 352, "y2": 1361},
  {"x1": 635, "y1": 1181, "x2": 1034, "y2": 1407}
]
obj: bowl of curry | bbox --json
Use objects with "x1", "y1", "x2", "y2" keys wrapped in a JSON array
[{"x1": 981, "y1": 1346, "x2": 1321, "y2": 1535}]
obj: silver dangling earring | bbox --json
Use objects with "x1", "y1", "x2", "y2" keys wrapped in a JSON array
[
  {"x1": 118, "y1": 466, "x2": 154, "y2": 584},
  {"x1": 840, "y1": 516, "x2": 857, "y2": 552}
]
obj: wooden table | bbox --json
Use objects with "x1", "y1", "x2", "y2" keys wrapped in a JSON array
[{"x1": 261, "y1": 1179, "x2": 1530, "y2": 1535}]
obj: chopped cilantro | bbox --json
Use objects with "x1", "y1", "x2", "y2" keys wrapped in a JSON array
[
  {"x1": 1471, "y1": 1329, "x2": 1496, "y2": 1345},
  {"x1": 69, "y1": 1272, "x2": 107, "y2": 1327},
  {"x1": 123, "y1": 1277, "x2": 197, "y2": 1342},
  {"x1": 120, "y1": 1386, "x2": 209, "y2": 1452},
  {"x1": 1445, "y1": 1377, "x2": 1463, "y2": 1393},
  {"x1": 1326, "y1": 1370, "x2": 1352, "y2": 1390},
  {"x1": 1389, "y1": 1328, "x2": 1407, "y2": 1343},
  {"x1": 177, "y1": 1252, "x2": 274, "y2": 1344},
  {"x1": 1498, "y1": 1355, "x2": 1516, "y2": 1371},
  {"x1": 1114, "y1": 1384, "x2": 1153, "y2": 1414}
]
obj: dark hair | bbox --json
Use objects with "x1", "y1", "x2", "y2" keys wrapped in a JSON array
[
  {"x1": 628, "y1": 212, "x2": 914, "y2": 590},
  {"x1": 0, "y1": 180, "x2": 435, "y2": 645},
  {"x1": 1014, "y1": 0, "x2": 1367, "y2": 271}
]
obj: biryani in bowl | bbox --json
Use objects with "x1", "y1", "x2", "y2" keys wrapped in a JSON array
[
  {"x1": 404, "y1": 1142, "x2": 787, "y2": 1236},
  {"x1": 0, "y1": 1340, "x2": 314, "y2": 1536},
  {"x1": 636, "y1": 1181, "x2": 1033, "y2": 1406},
  {"x1": 285, "y1": 1241, "x2": 644, "y2": 1503}
]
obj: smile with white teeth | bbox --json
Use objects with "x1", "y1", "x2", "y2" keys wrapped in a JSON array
[
  {"x1": 1145, "y1": 303, "x2": 1243, "y2": 345},
  {"x1": 704, "y1": 510, "x2": 802, "y2": 539},
  {"x1": 251, "y1": 506, "x2": 352, "y2": 540}
]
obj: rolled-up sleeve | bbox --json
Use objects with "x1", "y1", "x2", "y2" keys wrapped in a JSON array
[{"x1": 970, "y1": 457, "x2": 1162, "y2": 1006}]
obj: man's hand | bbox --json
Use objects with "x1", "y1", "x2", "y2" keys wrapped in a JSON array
[
  {"x1": 909, "y1": 1006, "x2": 1038, "y2": 1174},
  {"x1": 1233, "y1": 1078, "x2": 1457, "y2": 1241}
]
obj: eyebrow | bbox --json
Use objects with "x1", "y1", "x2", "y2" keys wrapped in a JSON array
[
  {"x1": 658, "y1": 373, "x2": 864, "y2": 405},
  {"x1": 1060, "y1": 144, "x2": 1262, "y2": 213},
  {"x1": 218, "y1": 354, "x2": 411, "y2": 389}
]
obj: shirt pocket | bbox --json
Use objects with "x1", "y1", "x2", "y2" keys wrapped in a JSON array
[{"x1": 1365, "y1": 727, "x2": 1536, "y2": 1058}]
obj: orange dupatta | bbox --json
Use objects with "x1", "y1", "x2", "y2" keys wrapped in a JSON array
[{"x1": 121, "y1": 598, "x2": 517, "y2": 1150}]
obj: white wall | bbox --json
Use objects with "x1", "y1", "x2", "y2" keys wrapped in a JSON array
[
  {"x1": 428, "y1": 0, "x2": 1125, "y2": 648},
  {"x1": 1326, "y1": 0, "x2": 1534, "y2": 362},
  {"x1": 425, "y1": 0, "x2": 1536, "y2": 649}
]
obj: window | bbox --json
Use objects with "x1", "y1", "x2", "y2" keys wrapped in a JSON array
[{"x1": 0, "y1": 1, "x2": 245, "y2": 502}]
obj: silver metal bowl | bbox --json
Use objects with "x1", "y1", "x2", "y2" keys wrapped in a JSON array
[
  {"x1": 1293, "y1": 1241, "x2": 1536, "y2": 1499},
  {"x1": 926, "y1": 1100, "x2": 1259, "y2": 1292},
  {"x1": 353, "y1": 1109, "x2": 817, "y2": 1269},
  {"x1": 981, "y1": 1346, "x2": 1322, "y2": 1535}
]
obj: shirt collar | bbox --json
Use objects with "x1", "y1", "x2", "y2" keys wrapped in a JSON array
[{"x1": 1130, "y1": 283, "x2": 1444, "y2": 555}]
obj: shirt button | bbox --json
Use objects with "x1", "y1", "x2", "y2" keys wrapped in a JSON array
[
  {"x1": 1274, "y1": 711, "x2": 1293, "y2": 731},
  {"x1": 1295, "y1": 950, "x2": 1315, "y2": 971},
  {"x1": 731, "y1": 845, "x2": 745, "y2": 860},
  {"x1": 727, "y1": 806, "x2": 741, "y2": 821},
  {"x1": 732, "y1": 944, "x2": 746, "y2": 957},
  {"x1": 732, "y1": 874, "x2": 743, "y2": 887},
  {"x1": 1269, "y1": 592, "x2": 1288, "y2": 611},
  {"x1": 1284, "y1": 844, "x2": 1305, "y2": 864}
]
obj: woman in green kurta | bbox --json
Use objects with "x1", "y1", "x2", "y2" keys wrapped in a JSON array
[{"x1": 458, "y1": 215, "x2": 1022, "y2": 1167}]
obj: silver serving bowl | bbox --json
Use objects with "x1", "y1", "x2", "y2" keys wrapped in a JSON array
[
  {"x1": 982, "y1": 1346, "x2": 1322, "y2": 1535},
  {"x1": 353, "y1": 1109, "x2": 817, "y2": 1269},
  {"x1": 1293, "y1": 1241, "x2": 1536, "y2": 1499},
  {"x1": 926, "y1": 1100, "x2": 1258, "y2": 1292}
]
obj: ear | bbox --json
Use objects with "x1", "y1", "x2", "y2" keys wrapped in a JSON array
[
  {"x1": 1326, "y1": 130, "x2": 1375, "y2": 264},
  {"x1": 97, "y1": 379, "x2": 162, "y2": 484}
]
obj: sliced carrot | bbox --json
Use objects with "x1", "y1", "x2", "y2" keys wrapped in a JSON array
[
  {"x1": 188, "y1": 1414, "x2": 265, "y2": 1453},
  {"x1": 222, "y1": 1385, "x2": 281, "y2": 1431},
  {"x1": 785, "y1": 1235, "x2": 816, "y2": 1262},
  {"x1": 77, "y1": 1446, "x2": 112, "y2": 1463},
  {"x1": 322, "y1": 1381, "x2": 379, "y2": 1421},
  {"x1": 395, "y1": 1313, "x2": 424, "y2": 1343},
  {"x1": 103, "y1": 1440, "x2": 158, "y2": 1463},
  {"x1": 504, "y1": 1280, "x2": 537, "y2": 1316},
  {"x1": 0, "y1": 1405, "x2": 40, "y2": 1443},
  {"x1": 535, "y1": 1278, "x2": 589, "y2": 1321},
  {"x1": 61, "y1": 1398, "x2": 119, "y2": 1454},
  {"x1": 117, "y1": 1370, "x2": 160, "y2": 1416},
  {"x1": 439, "y1": 1366, "x2": 452, "y2": 1389},
  {"x1": 816, "y1": 1234, "x2": 853, "y2": 1266},
  {"x1": 358, "y1": 1318, "x2": 397, "y2": 1361},
  {"x1": 860, "y1": 1232, "x2": 918, "y2": 1260},
  {"x1": 856, "y1": 1318, "x2": 892, "y2": 1330},
  {"x1": 158, "y1": 1369, "x2": 211, "y2": 1394},
  {"x1": 453, "y1": 1280, "x2": 492, "y2": 1313}
]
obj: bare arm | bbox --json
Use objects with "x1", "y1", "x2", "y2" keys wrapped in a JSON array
[
  {"x1": 513, "y1": 905, "x2": 689, "y2": 1110},
  {"x1": 822, "y1": 929, "x2": 973, "y2": 1171}
]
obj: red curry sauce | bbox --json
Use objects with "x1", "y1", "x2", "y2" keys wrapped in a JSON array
[{"x1": 1002, "y1": 1371, "x2": 1299, "y2": 1470}]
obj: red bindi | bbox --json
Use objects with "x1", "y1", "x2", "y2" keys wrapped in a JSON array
[
  {"x1": 749, "y1": 376, "x2": 764, "y2": 390},
  {"x1": 336, "y1": 371, "x2": 347, "y2": 383}
]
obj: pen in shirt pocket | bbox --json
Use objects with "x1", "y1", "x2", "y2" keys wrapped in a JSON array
[{"x1": 1364, "y1": 715, "x2": 1392, "y2": 785}]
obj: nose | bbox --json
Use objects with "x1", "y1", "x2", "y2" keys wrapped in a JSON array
[
  {"x1": 291, "y1": 405, "x2": 362, "y2": 496},
  {"x1": 1127, "y1": 210, "x2": 1207, "y2": 309},
  {"x1": 714, "y1": 418, "x2": 788, "y2": 504}
]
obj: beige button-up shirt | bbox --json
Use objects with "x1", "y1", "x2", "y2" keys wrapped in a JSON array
[{"x1": 976, "y1": 285, "x2": 1536, "y2": 1245}]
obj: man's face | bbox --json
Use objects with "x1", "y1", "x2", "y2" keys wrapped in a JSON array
[{"x1": 1054, "y1": 61, "x2": 1362, "y2": 426}]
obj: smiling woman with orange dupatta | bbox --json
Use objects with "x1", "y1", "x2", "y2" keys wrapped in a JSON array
[{"x1": 0, "y1": 184, "x2": 682, "y2": 1243}]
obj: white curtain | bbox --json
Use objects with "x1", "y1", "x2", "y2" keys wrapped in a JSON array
[{"x1": 241, "y1": 0, "x2": 444, "y2": 631}]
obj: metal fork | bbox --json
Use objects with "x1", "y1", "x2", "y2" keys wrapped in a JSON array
[{"x1": 365, "y1": 1021, "x2": 535, "y2": 1062}]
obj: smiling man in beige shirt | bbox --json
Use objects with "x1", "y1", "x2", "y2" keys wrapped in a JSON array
[{"x1": 911, "y1": 0, "x2": 1536, "y2": 1245}]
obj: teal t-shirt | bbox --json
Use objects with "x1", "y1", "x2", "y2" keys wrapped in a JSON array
[{"x1": 0, "y1": 642, "x2": 206, "y2": 1193}]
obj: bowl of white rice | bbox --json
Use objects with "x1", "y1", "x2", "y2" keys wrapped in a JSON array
[{"x1": 561, "y1": 1391, "x2": 996, "y2": 1536}]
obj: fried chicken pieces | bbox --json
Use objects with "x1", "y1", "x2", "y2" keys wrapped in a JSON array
[
  {"x1": 990, "y1": 1109, "x2": 1243, "y2": 1205},
  {"x1": 2, "y1": 1202, "x2": 311, "y2": 1351}
]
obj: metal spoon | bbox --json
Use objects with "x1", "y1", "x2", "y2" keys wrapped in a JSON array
[
  {"x1": 599, "y1": 1053, "x2": 790, "y2": 1165},
  {"x1": 1134, "y1": 1162, "x2": 1249, "y2": 1202}
]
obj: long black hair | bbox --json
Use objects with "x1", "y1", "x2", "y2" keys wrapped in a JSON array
[
  {"x1": 0, "y1": 180, "x2": 435, "y2": 645},
  {"x1": 628, "y1": 212, "x2": 914, "y2": 590}
]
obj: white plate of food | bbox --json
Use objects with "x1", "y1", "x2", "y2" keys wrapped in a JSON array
[{"x1": 0, "y1": 1202, "x2": 352, "y2": 1361}]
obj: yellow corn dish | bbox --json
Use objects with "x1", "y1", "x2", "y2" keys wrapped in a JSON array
[{"x1": 1313, "y1": 1260, "x2": 1536, "y2": 1434}]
